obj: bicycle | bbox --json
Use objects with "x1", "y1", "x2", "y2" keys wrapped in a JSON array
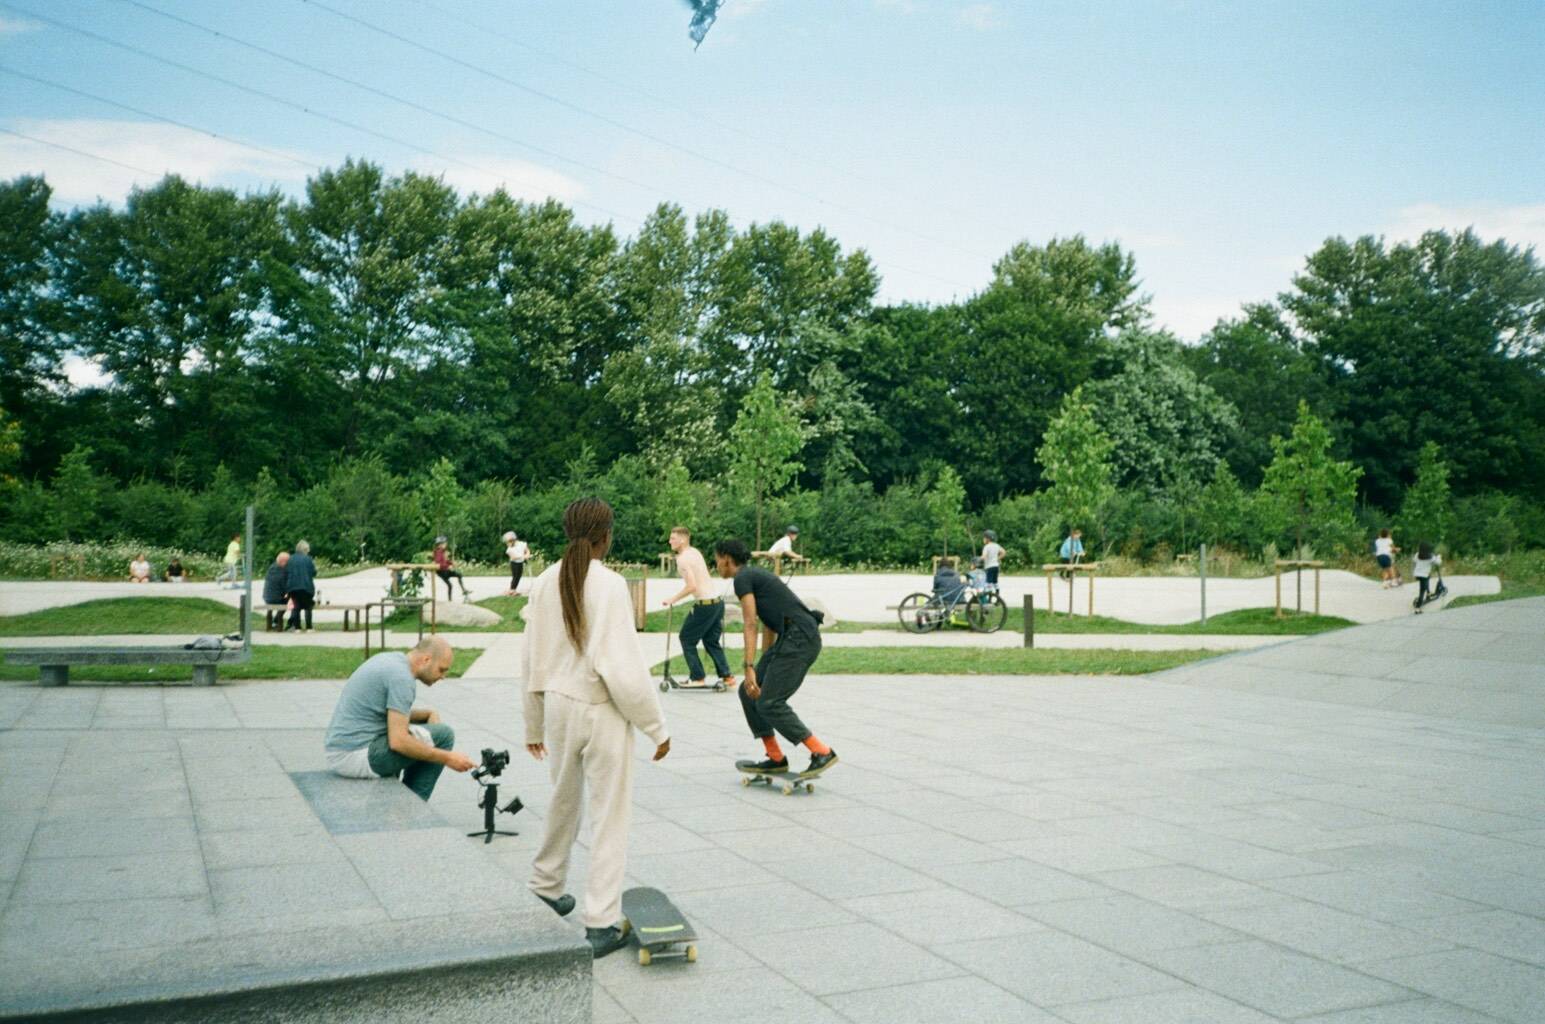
[{"x1": 897, "y1": 582, "x2": 1007, "y2": 634}]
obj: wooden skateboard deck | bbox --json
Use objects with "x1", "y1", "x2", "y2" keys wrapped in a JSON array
[{"x1": 621, "y1": 886, "x2": 697, "y2": 965}]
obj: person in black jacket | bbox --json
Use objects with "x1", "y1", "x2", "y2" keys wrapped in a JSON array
[
  {"x1": 286, "y1": 541, "x2": 318, "y2": 632},
  {"x1": 263, "y1": 551, "x2": 290, "y2": 631}
]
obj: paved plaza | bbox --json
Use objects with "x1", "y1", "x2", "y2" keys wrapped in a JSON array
[{"x1": 2, "y1": 598, "x2": 1543, "y2": 1022}]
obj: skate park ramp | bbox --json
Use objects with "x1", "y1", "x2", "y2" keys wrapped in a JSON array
[{"x1": 1157, "y1": 597, "x2": 1545, "y2": 728}]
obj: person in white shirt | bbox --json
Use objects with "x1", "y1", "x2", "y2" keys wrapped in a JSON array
[
  {"x1": 1373, "y1": 528, "x2": 1401, "y2": 588},
  {"x1": 979, "y1": 530, "x2": 1006, "y2": 588},
  {"x1": 524, "y1": 497, "x2": 670, "y2": 959},
  {"x1": 766, "y1": 525, "x2": 798, "y2": 559},
  {"x1": 504, "y1": 530, "x2": 531, "y2": 595},
  {"x1": 1411, "y1": 542, "x2": 1443, "y2": 612},
  {"x1": 662, "y1": 526, "x2": 735, "y2": 689},
  {"x1": 128, "y1": 554, "x2": 151, "y2": 583}
]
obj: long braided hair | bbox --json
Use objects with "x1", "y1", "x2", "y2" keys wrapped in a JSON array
[{"x1": 559, "y1": 497, "x2": 614, "y2": 652}]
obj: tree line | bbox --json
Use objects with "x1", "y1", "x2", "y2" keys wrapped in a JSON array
[{"x1": 1, "y1": 162, "x2": 1542, "y2": 563}]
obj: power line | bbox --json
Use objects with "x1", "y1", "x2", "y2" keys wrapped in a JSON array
[
  {"x1": 0, "y1": 1, "x2": 639, "y2": 225},
  {"x1": 0, "y1": 124, "x2": 162, "y2": 176},
  {"x1": 411, "y1": 0, "x2": 995, "y2": 255},
  {"x1": 0, "y1": 64, "x2": 321, "y2": 172},
  {"x1": 121, "y1": 0, "x2": 663, "y2": 199},
  {"x1": 300, "y1": 0, "x2": 994, "y2": 272}
]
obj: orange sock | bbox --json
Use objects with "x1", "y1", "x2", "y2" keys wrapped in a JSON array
[
  {"x1": 802, "y1": 735, "x2": 831, "y2": 756},
  {"x1": 762, "y1": 737, "x2": 784, "y2": 761}
]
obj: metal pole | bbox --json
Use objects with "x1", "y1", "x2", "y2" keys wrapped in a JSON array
[
  {"x1": 1296, "y1": 564, "x2": 1303, "y2": 614},
  {"x1": 1275, "y1": 564, "x2": 1283, "y2": 618},
  {"x1": 1023, "y1": 594, "x2": 1034, "y2": 648},
  {"x1": 1199, "y1": 543, "x2": 1207, "y2": 625},
  {"x1": 1314, "y1": 566, "x2": 1321, "y2": 615}
]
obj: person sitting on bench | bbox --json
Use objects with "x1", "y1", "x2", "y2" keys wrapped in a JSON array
[
  {"x1": 263, "y1": 550, "x2": 289, "y2": 630},
  {"x1": 322, "y1": 637, "x2": 475, "y2": 800}
]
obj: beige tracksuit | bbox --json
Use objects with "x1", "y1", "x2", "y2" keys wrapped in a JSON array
[{"x1": 523, "y1": 560, "x2": 668, "y2": 929}]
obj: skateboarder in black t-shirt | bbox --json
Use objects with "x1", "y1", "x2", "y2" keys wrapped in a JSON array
[{"x1": 712, "y1": 538, "x2": 837, "y2": 777}]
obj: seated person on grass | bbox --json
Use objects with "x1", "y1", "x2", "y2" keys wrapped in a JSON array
[
  {"x1": 129, "y1": 553, "x2": 152, "y2": 583},
  {"x1": 323, "y1": 637, "x2": 475, "y2": 800},
  {"x1": 165, "y1": 557, "x2": 188, "y2": 583}
]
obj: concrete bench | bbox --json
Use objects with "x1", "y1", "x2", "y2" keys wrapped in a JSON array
[{"x1": 4, "y1": 644, "x2": 252, "y2": 686}]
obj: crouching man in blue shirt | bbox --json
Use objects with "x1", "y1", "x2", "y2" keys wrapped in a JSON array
[{"x1": 323, "y1": 636, "x2": 475, "y2": 800}]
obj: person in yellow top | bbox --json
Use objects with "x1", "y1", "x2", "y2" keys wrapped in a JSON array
[
  {"x1": 524, "y1": 497, "x2": 671, "y2": 959},
  {"x1": 217, "y1": 533, "x2": 241, "y2": 587}
]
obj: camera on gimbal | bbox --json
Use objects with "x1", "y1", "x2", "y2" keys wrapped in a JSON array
[
  {"x1": 472, "y1": 747, "x2": 510, "y2": 780},
  {"x1": 467, "y1": 747, "x2": 521, "y2": 844}
]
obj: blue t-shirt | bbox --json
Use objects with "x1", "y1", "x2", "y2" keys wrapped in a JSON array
[
  {"x1": 1060, "y1": 536, "x2": 1085, "y2": 559},
  {"x1": 324, "y1": 652, "x2": 417, "y2": 751}
]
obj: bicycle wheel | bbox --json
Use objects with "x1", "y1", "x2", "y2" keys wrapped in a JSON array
[
  {"x1": 898, "y1": 592, "x2": 940, "y2": 633},
  {"x1": 967, "y1": 591, "x2": 1007, "y2": 633}
]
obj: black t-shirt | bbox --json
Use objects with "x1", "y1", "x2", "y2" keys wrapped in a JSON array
[{"x1": 733, "y1": 566, "x2": 816, "y2": 635}]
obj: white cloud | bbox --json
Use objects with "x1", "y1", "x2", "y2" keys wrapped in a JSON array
[
  {"x1": 1387, "y1": 201, "x2": 1545, "y2": 254},
  {"x1": 0, "y1": 15, "x2": 41, "y2": 36},
  {"x1": 874, "y1": 0, "x2": 922, "y2": 14},
  {"x1": 958, "y1": 3, "x2": 1000, "y2": 31},
  {"x1": 1151, "y1": 295, "x2": 1244, "y2": 342},
  {"x1": 0, "y1": 119, "x2": 311, "y2": 206},
  {"x1": 407, "y1": 155, "x2": 585, "y2": 205}
]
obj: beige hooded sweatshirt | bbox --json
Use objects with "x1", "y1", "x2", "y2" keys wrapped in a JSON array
[{"x1": 522, "y1": 560, "x2": 668, "y2": 746}]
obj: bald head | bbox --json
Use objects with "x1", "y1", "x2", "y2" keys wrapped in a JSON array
[{"x1": 408, "y1": 636, "x2": 454, "y2": 685}]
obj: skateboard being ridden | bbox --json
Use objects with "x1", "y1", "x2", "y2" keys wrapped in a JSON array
[
  {"x1": 737, "y1": 755, "x2": 835, "y2": 796},
  {"x1": 712, "y1": 539, "x2": 837, "y2": 783},
  {"x1": 621, "y1": 886, "x2": 698, "y2": 965}
]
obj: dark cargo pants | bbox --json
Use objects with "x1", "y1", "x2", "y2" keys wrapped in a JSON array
[{"x1": 739, "y1": 618, "x2": 821, "y2": 745}]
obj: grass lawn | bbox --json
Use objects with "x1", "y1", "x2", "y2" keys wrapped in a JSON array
[
  {"x1": 651, "y1": 647, "x2": 1218, "y2": 677},
  {"x1": 383, "y1": 594, "x2": 528, "y2": 632},
  {"x1": 1006, "y1": 606, "x2": 1353, "y2": 635},
  {"x1": 0, "y1": 645, "x2": 479, "y2": 683},
  {"x1": 1446, "y1": 582, "x2": 1545, "y2": 610},
  {"x1": 0, "y1": 597, "x2": 242, "y2": 636}
]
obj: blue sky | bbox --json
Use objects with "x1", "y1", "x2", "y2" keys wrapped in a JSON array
[{"x1": 2, "y1": 0, "x2": 1543, "y2": 341}]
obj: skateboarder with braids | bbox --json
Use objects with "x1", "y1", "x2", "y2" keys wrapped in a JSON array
[{"x1": 712, "y1": 538, "x2": 837, "y2": 778}]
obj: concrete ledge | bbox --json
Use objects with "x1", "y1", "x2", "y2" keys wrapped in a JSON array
[
  {"x1": 1, "y1": 911, "x2": 591, "y2": 1024},
  {"x1": 0, "y1": 728, "x2": 591, "y2": 1024}
]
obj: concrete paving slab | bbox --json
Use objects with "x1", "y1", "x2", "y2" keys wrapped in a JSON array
[
  {"x1": 825, "y1": 975, "x2": 1064, "y2": 1023},
  {"x1": 1148, "y1": 940, "x2": 1417, "y2": 1018},
  {"x1": 1359, "y1": 948, "x2": 1545, "y2": 1024},
  {"x1": 1054, "y1": 988, "x2": 1282, "y2": 1023}
]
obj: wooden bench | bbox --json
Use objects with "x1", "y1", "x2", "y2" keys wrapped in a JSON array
[{"x1": 260, "y1": 602, "x2": 373, "y2": 631}]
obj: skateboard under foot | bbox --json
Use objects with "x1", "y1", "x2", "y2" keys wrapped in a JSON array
[
  {"x1": 660, "y1": 677, "x2": 729, "y2": 693},
  {"x1": 736, "y1": 758, "x2": 826, "y2": 796},
  {"x1": 621, "y1": 886, "x2": 698, "y2": 966}
]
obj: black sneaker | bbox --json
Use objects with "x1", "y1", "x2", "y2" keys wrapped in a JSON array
[
  {"x1": 743, "y1": 757, "x2": 789, "y2": 774},
  {"x1": 804, "y1": 750, "x2": 839, "y2": 776},
  {"x1": 586, "y1": 925, "x2": 629, "y2": 960},
  {"x1": 536, "y1": 892, "x2": 574, "y2": 917}
]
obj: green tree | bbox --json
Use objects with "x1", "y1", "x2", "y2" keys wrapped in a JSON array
[
  {"x1": 1184, "y1": 304, "x2": 1327, "y2": 485},
  {"x1": 0, "y1": 176, "x2": 62, "y2": 447},
  {"x1": 955, "y1": 236, "x2": 1146, "y2": 500},
  {"x1": 922, "y1": 463, "x2": 967, "y2": 557},
  {"x1": 0, "y1": 406, "x2": 19, "y2": 493},
  {"x1": 1196, "y1": 461, "x2": 1248, "y2": 549},
  {"x1": 1085, "y1": 331, "x2": 1239, "y2": 493},
  {"x1": 1259, "y1": 401, "x2": 1363, "y2": 556},
  {"x1": 50, "y1": 443, "x2": 104, "y2": 541},
  {"x1": 1398, "y1": 441, "x2": 1453, "y2": 549},
  {"x1": 1283, "y1": 230, "x2": 1545, "y2": 505},
  {"x1": 417, "y1": 457, "x2": 466, "y2": 551},
  {"x1": 728, "y1": 374, "x2": 805, "y2": 549},
  {"x1": 1036, "y1": 386, "x2": 1116, "y2": 540},
  {"x1": 653, "y1": 457, "x2": 697, "y2": 539}
]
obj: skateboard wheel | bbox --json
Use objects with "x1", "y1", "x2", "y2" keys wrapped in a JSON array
[
  {"x1": 659, "y1": 681, "x2": 670, "y2": 692},
  {"x1": 638, "y1": 947, "x2": 652, "y2": 966},
  {"x1": 740, "y1": 776, "x2": 751, "y2": 787},
  {"x1": 782, "y1": 784, "x2": 794, "y2": 795},
  {"x1": 714, "y1": 682, "x2": 726, "y2": 692},
  {"x1": 686, "y1": 944, "x2": 698, "y2": 962},
  {"x1": 805, "y1": 783, "x2": 814, "y2": 793}
]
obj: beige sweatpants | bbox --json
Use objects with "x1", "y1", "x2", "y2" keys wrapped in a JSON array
[{"x1": 529, "y1": 692, "x2": 635, "y2": 929}]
